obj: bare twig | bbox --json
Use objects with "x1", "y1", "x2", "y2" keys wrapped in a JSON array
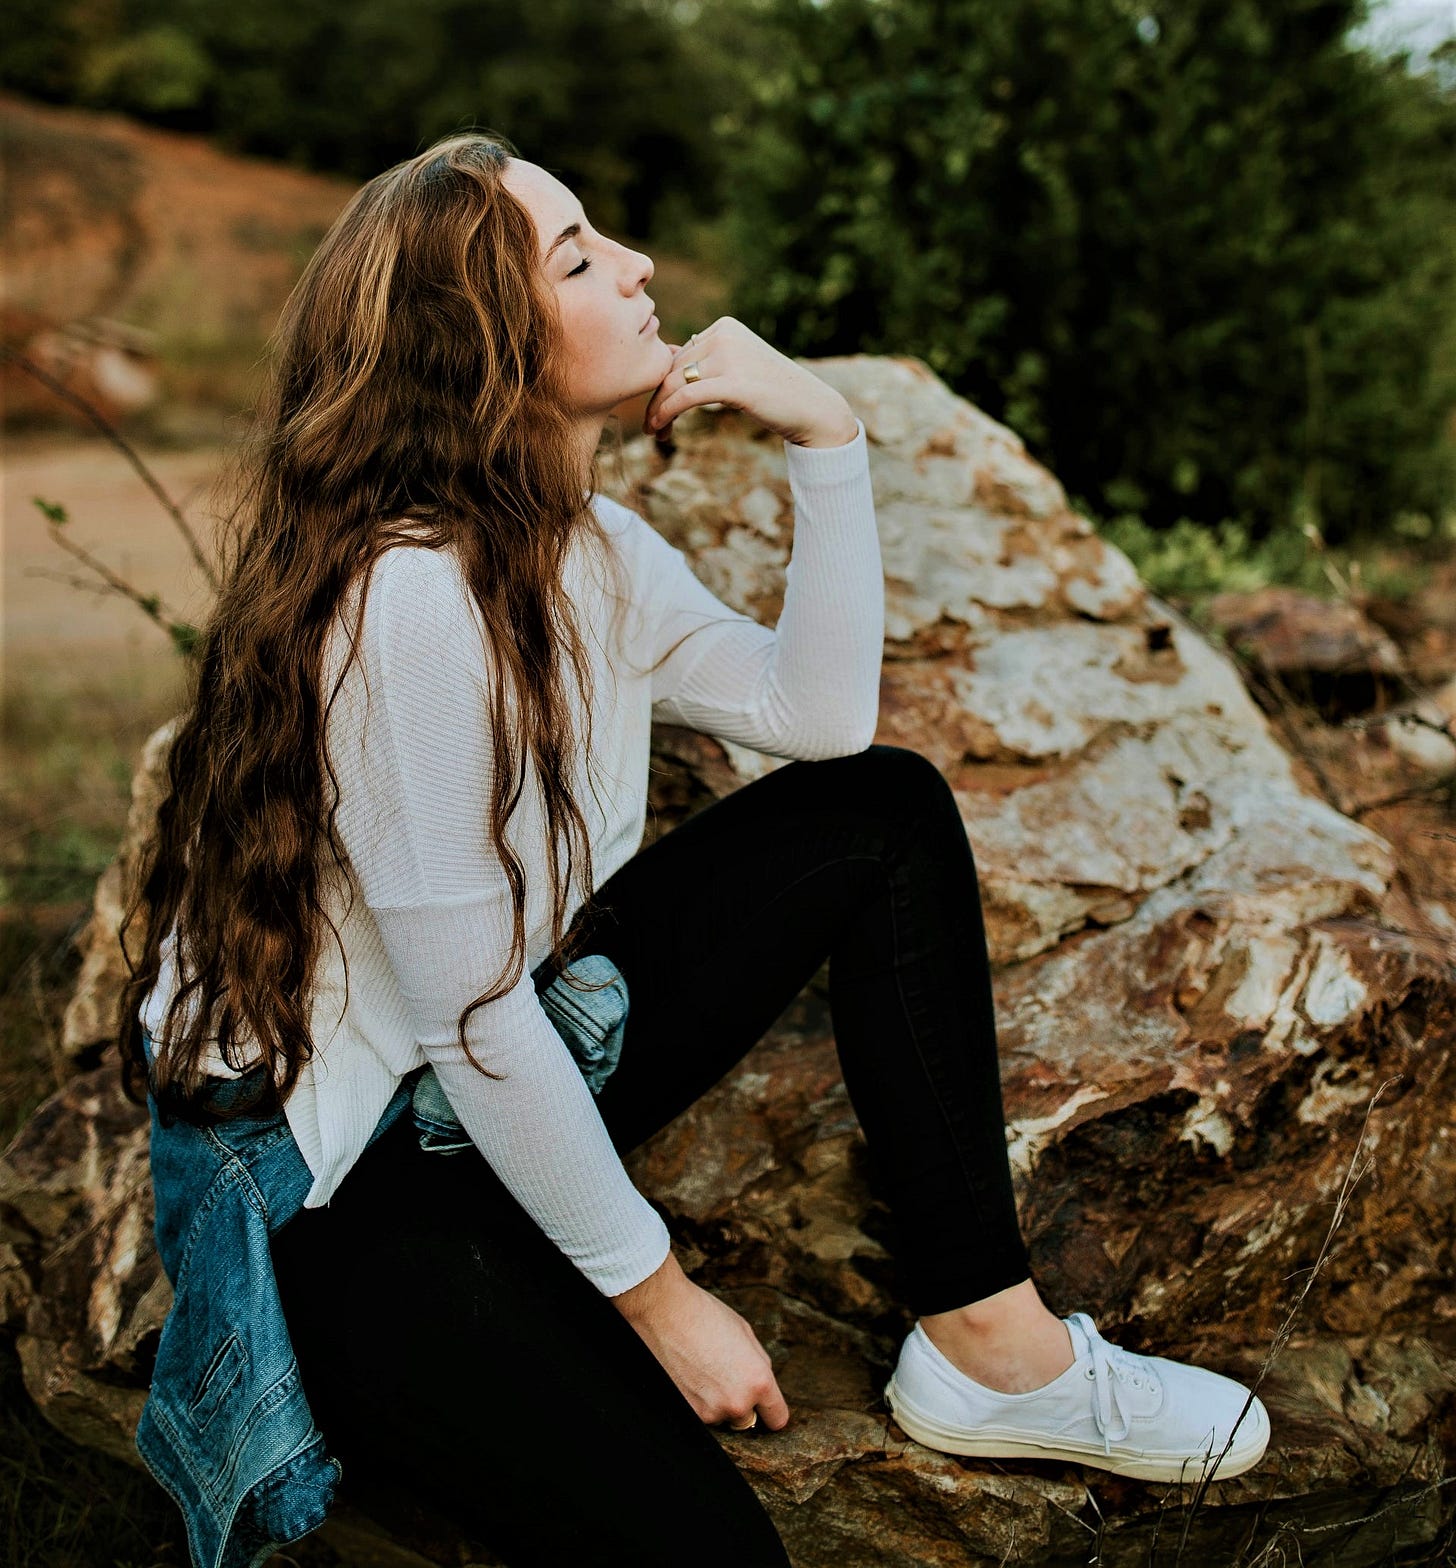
[
  {"x1": 1311, "y1": 1476, "x2": 1456, "y2": 1532},
  {"x1": 1035, "y1": 1479, "x2": 1099, "y2": 1544},
  {"x1": 1171, "y1": 1077, "x2": 1402, "y2": 1561},
  {"x1": 1230, "y1": 652, "x2": 1348, "y2": 808},
  {"x1": 1349, "y1": 779, "x2": 1456, "y2": 819},
  {"x1": 1, "y1": 343, "x2": 219, "y2": 590},
  {"x1": 1363, "y1": 654, "x2": 1456, "y2": 741},
  {"x1": 1242, "y1": 1522, "x2": 1306, "y2": 1567},
  {"x1": 20, "y1": 566, "x2": 115, "y2": 598},
  {"x1": 1231, "y1": 1451, "x2": 1291, "y2": 1567},
  {"x1": 1084, "y1": 1484, "x2": 1107, "y2": 1564},
  {"x1": 1258, "y1": 1474, "x2": 1455, "y2": 1546},
  {"x1": 30, "y1": 498, "x2": 196, "y2": 654},
  {"x1": 1344, "y1": 706, "x2": 1456, "y2": 743},
  {"x1": 1146, "y1": 1483, "x2": 1174, "y2": 1566}
]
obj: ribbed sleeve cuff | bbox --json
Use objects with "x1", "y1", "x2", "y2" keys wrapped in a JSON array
[
  {"x1": 782, "y1": 415, "x2": 868, "y2": 482},
  {"x1": 595, "y1": 1216, "x2": 674, "y2": 1297}
]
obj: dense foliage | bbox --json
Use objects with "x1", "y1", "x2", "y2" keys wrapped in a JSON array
[
  {"x1": 4, "y1": 0, "x2": 1454, "y2": 543},
  {"x1": 719, "y1": 0, "x2": 1456, "y2": 544},
  {"x1": 0, "y1": 0, "x2": 732, "y2": 236}
]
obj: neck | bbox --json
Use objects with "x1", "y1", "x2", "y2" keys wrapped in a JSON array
[{"x1": 571, "y1": 412, "x2": 610, "y2": 494}]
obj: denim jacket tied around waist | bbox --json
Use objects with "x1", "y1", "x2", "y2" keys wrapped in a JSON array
[{"x1": 135, "y1": 952, "x2": 628, "y2": 1568}]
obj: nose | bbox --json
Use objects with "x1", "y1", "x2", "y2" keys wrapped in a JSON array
[{"x1": 620, "y1": 238, "x2": 653, "y2": 292}]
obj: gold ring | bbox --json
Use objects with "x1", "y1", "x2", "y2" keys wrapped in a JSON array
[{"x1": 682, "y1": 361, "x2": 702, "y2": 384}]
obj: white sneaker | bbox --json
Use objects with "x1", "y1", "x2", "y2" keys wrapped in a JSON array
[{"x1": 884, "y1": 1311, "x2": 1271, "y2": 1483}]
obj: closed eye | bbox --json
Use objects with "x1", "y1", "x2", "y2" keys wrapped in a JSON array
[{"x1": 568, "y1": 254, "x2": 593, "y2": 277}]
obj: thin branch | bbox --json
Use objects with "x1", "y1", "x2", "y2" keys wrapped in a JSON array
[
  {"x1": 1343, "y1": 706, "x2": 1456, "y2": 743},
  {"x1": 1366, "y1": 653, "x2": 1456, "y2": 738},
  {"x1": 1278, "y1": 1475, "x2": 1454, "y2": 1539},
  {"x1": 35, "y1": 508, "x2": 187, "y2": 644},
  {"x1": 1349, "y1": 778, "x2": 1456, "y2": 819},
  {"x1": 1231, "y1": 1451, "x2": 1291, "y2": 1567},
  {"x1": 1172, "y1": 1077, "x2": 1402, "y2": 1560},
  {"x1": 20, "y1": 566, "x2": 116, "y2": 598},
  {"x1": 1, "y1": 343, "x2": 219, "y2": 590},
  {"x1": 1240, "y1": 657, "x2": 1348, "y2": 808}
]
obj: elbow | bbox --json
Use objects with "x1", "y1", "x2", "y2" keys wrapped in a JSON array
[
  {"x1": 841, "y1": 708, "x2": 880, "y2": 756},
  {"x1": 792, "y1": 709, "x2": 880, "y2": 761},
  {"x1": 845, "y1": 713, "x2": 880, "y2": 755},
  {"x1": 757, "y1": 666, "x2": 882, "y2": 760},
  {"x1": 842, "y1": 692, "x2": 882, "y2": 754}
]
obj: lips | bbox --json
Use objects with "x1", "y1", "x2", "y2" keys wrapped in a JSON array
[{"x1": 639, "y1": 303, "x2": 657, "y2": 333}]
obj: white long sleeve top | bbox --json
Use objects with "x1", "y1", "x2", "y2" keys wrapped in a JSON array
[{"x1": 140, "y1": 417, "x2": 883, "y2": 1295}]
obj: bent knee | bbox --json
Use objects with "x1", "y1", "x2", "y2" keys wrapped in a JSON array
[{"x1": 799, "y1": 743, "x2": 956, "y2": 821}]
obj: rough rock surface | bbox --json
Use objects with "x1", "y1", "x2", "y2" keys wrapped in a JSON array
[
  {"x1": 1203, "y1": 585, "x2": 1407, "y2": 718},
  {"x1": 4, "y1": 356, "x2": 1455, "y2": 1566}
]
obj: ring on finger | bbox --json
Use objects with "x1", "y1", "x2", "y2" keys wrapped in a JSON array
[{"x1": 682, "y1": 361, "x2": 703, "y2": 384}]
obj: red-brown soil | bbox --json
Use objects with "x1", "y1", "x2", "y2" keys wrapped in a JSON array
[{"x1": 1, "y1": 89, "x2": 356, "y2": 420}]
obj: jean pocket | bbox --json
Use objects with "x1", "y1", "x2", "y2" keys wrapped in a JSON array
[
  {"x1": 539, "y1": 954, "x2": 629, "y2": 1096},
  {"x1": 189, "y1": 1332, "x2": 247, "y2": 1434},
  {"x1": 409, "y1": 955, "x2": 630, "y2": 1153},
  {"x1": 410, "y1": 1067, "x2": 473, "y2": 1156}
]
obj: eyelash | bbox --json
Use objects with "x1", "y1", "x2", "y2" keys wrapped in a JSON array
[{"x1": 568, "y1": 254, "x2": 593, "y2": 277}]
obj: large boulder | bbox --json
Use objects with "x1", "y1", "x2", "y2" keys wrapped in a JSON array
[{"x1": 4, "y1": 356, "x2": 1454, "y2": 1566}]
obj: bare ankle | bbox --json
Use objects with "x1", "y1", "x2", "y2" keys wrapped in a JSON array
[{"x1": 917, "y1": 1279, "x2": 1074, "y2": 1394}]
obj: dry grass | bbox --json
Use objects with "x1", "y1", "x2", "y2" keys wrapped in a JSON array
[{"x1": 0, "y1": 665, "x2": 187, "y2": 1142}]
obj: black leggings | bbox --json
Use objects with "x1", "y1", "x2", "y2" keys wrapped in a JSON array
[{"x1": 271, "y1": 744, "x2": 1031, "y2": 1566}]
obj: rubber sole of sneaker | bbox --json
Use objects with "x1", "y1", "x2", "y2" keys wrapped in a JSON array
[{"x1": 883, "y1": 1375, "x2": 1271, "y2": 1484}]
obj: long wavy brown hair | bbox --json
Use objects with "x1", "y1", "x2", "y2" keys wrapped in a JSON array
[{"x1": 117, "y1": 129, "x2": 681, "y2": 1126}]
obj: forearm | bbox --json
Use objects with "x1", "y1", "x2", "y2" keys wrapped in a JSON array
[
  {"x1": 646, "y1": 414, "x2": 885, "y2": 759},
  {"x1": 766, "y1": 413, "x2": 885, "y2": 748},
  {"x1": 611, "y1": 1241, "x2": 690, "y2": 1317},
  {"x1": 371, "y1": 898, "x2": 672, "y2": 1296}
]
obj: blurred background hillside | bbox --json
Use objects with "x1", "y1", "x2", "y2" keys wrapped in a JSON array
[
  {"x1": 4, "y1": 0, "x2": 1455, "y2": 539},
  {"x1": 2, "y1": 1, "x2": 1455, "y2": 1561},
  {"x1": 2, "y1": 0, "x2": 1454, "y2": 539}
]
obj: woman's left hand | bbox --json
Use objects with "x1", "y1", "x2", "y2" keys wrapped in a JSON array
[{"x1": 642, "y1": 317, "x2": 859, "y2": 449}]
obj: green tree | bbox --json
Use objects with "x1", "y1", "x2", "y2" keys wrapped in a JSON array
[
  {"x1": 720, "y1": 0, "x2": 1456, "y2": 543},
  {"x1": 1, "y1": 0, "x2": 734, "y2": 241}
]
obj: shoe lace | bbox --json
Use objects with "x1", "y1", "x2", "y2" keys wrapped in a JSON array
[{"x1": 1068, "y1": 1312, "x2": 1157, "y2": 1455}]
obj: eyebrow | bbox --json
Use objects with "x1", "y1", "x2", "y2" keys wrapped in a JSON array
[{"x1": 545, "y1": 220, "x2": 582, "y2": 261}]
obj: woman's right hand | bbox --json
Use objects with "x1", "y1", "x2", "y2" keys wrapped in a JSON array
[{"x1": 612, "y1": 1249, "x2": 790, "y2": 1431}]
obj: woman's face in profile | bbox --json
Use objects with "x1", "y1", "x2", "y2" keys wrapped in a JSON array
[{"x1": 502, "y1": 157, "x2": 671, "y2": 419}]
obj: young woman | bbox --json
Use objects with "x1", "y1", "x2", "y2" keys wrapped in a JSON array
[{"x1": 120, "y1": 132, "x2": 1269, "y2": 1568}]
